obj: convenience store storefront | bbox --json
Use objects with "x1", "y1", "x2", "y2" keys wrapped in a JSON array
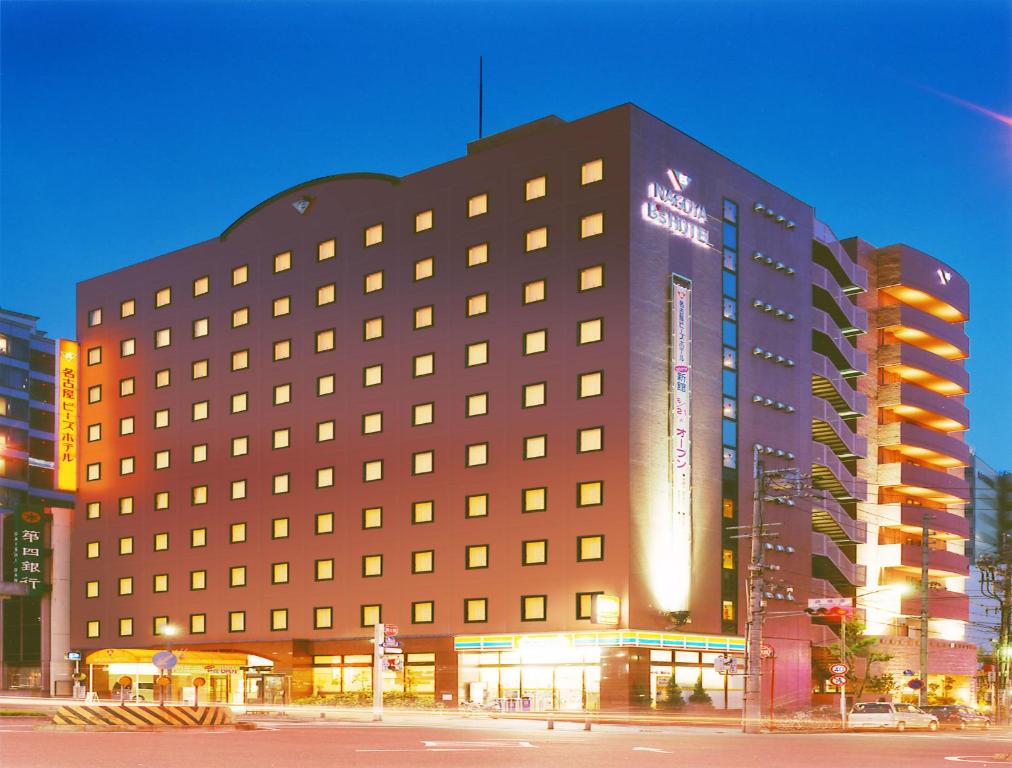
[{"x1": 454, "y1": 630, "x2": 745, "y2": 711}]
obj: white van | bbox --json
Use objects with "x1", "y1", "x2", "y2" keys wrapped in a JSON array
[{"x1": 848, "y1": 702, "x2": 939, "y2": 732}]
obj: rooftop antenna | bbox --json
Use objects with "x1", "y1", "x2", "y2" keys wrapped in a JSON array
[{"x1": 478, "y1": 55, "x2": 484, "y2": 139}]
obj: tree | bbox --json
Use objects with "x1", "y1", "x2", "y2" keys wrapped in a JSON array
[
  {"x1": 661, "y1": 676, "x2": 685, "y2": 710},
  {"x1": 688, "y1": 673, "x2": 713, "y2": 706},
  {"x1": 822, "y1": 617, "x2": 893, "y2": 699},
  {"x1": 865, "y1": 673, "x2": 898, "y2": 698}
]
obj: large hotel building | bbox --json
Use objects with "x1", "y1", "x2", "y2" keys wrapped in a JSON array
[{"x1": 70, "y1": 104, "x2": 974, "y2": 710}]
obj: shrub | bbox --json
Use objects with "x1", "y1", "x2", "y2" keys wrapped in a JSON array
[{"x1": 688, "y1": 673, "x2": 713, "y2": 706}]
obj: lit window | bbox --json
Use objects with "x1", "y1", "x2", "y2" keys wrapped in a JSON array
[
  {"x1": 191, "y1": 614, "x2": 206, "y2": 634},
  {"x1": 364, "y1": 317, "x2": 383, "y2": 340},
  {"x1": 118, "y1": 577, "x2": 134, "y2": 596},
  {"x1": 364, "y1": 270, "x2": 384, "y2": 293},
  {"x1": 153, "y1": 574, "x2": 169, "y2": 593},
  {"x1": 86, "y1": 502, "x2": 101, "y2": 519},
  {"x1": 120, "y1": 456, "x2": 135, "y2": 475},
  {"x1": 316, "y1": 512, "x2": 334, "y2": 535},
  {"x1": 120, "y1": 299, "x2": 135, "y2": 318},
  {"x1": 412, "y1": 353, "x2": 434, "y2": 377},
  {"x1": 466, "y1": 442, "x2": 488, "y2": 467},
  {"x1": 273, "y1": 251, "x2": 291, "y2": 273},
  {"x1": 271, "y1": 562, "x2": 289, "y2": 584},
  {"x1": 119, "y1": 497, "x2": 134, "y2": 516},
  {"x1": 525, "y1": 226, "x2": 548, "y2": 252},
  {"x1": 232, "y1": 265, "x2": 248, "y2": 285},
  {"x1": 412, "y1": 403, "x2": 434, "y2": 426},
  {"x1": 523, "y1": 279, "x2": 545, "y2": 304},
  {"x1": 414, "y1": 305, "x2": 434, "y2": 329},
  {"x1": 155, "y1": 368, "x2": 170, "y2": 388},
  {"x1": 318, "y1": 239, "x2": 335, "y2": 261},
  {"x1": 361, "y1": 605, "x2": 381, "y2": 627},
  {"x1": 415, "y1": 257, "x2": 434, "y2": 281},
  {"x1": 230, "y1": 479, "x2": 247, "y2": 500},
  {"x1": 272, "y1": 428, "x2": 290, "y2": 449},
  {"x1": 272, "y1": 339, "x2": 291, "y2": 362},
  {"x1": 154, "y1": 492, "x2": 170, "y2": 510},
  {"x1": 467, "y1": 193, "x2": 488, "y2": 217},
  {"x1": 579, "y1": 318, "x2": 603, "y2": 344},
  {"x1": 120, "y1": 338, "x2": 135, "y2": 357},
  {"x1": 578, "y1": 370, "x2": 603, "y2": 398},
  {"x1": 723, "y1": 398, "x2": 737, "y2": 420},
  {"x1": 363, "y1": 412, "x2": 383, "y2": 434},
  {"x1": 362, "y1": 554, "x2": 383, "y2": 577},
  {"x1": 579, "y1": 265, "x2": 604, "y2": 291},
  {"x1": 362, "y1": 507, "x2": 382, "y2": 529},
  {"x1": 412, "y1": 500, "x2": 434, "y2": 524},
  {"x1": 155, "y1": 287, "x2": 171, "y2": 307},
  {"x1": 466, "y1": 544, "x2": 489, "y2": 569},
  {"x1": 577, "y1": 480, "x2": 603, "y2": 507},
  {"x1": 88, "y1": 308, "x2": 103, "y2": 327},
  {"x1": 193, "y1": 275, "x2": 209, "y2": 296},
  {"x1": 190, "y1": 570, "x2": 206, "y2": 590},
  {"x1": 316, "y1": 559, "x2": 335, "y2": 581},
  {"x1": 229, "y1": 436, "x2": 247, "y2": 458},
  {"x1": 524, "y1": 329, "x2": 547, "y2": 355},
  {"x1": 521, "y1": 595, "x2": 547, "y2": 621},
  {"x1": 231, "y1": 349, "x2": 249, "y2": 370},
  {"x1": 466, "y1": 392, "x2": 488, "y2": 417},
  {"x1": 86, "y1": 463, "x2": 101, "y2": 481},
  {"x1": 523, "y1": 435, "x2": 547, "y2": 460},
  {"x1": 273, "y1": 296, "x2": 290, "y2": 317},
  {"x1": 581, "y1": 158, "x2": 604, "y2": 185},
  {"x1": 465, "y1": 598, "x2": 487, "y2": 623},
  {"x1": 317, "y1": 283, "x2": 336, "y2": 306},
  {"x1": 363, "y1": 364, "x2": 383, "y2": 386},
  {"x1": 314, "y1": 607, "x2": 333, "y2": 629},
  {"x1": 316, "y1": 466, "x2": 334, "y2": 488},
  {"x1": 412, "y1": 601, "x2": 434, "y2": 624},
  {"x1": 229, "y1": 611, "x2": 246, "y2": 632},
  {"x1": 317, "y1": 374, "x2": 335, "y2": 396},
  {"x1": 273, "y1": 473, "x2": 290, "y2": 494},
  {"x1": 465, "y1": 493, "x2": 488, "y2": 518},
  {"x1": 363, "y1": 459, "x2": 383, "y2": 482},
  {"x1": 192, "y1": 400, "x2": 209, "y2": 421},
  {"x1": 230, "y1": 522, "x2": 247, "y2": 543},
  {"x1": 523, "y1": 382, "x2": 546, "y2": 408},
  {"x1": 231, "y1": 392, "x2": 248, "y2": 413},
  {"x1": 525, "y1": 176, "x2": 546, "y2": 201},
  {"x1": 466, "y1": 293, "x2": 487, "y2": 317},
  {"x1": 578, "y1": 535, "x2": 604, "y2": 561},
  {"x1": 191, "y1": 528, "x2": 207, "y2": 547},
  {"x1": 119, "y1": 536, "x2": 134, "y2": 555},
  {"x1": 578, "y1": 426, "x2": 603, "y2": 452},
  {"x1": 723, "y1": 447, "x2": 737, "y2": 469},
  {"x1": 119, "y1": 618, "x2": 134, "y2": 637},
  {"x1": 413, "y1": 450, "x2": 434, "y2": 475},
  {"x1": 415, "y1": 209, "x2": 433, "y2": 232},
  {"x1": 466, "y1": 341, "x2": 488, "y2": 367},
  {"x1": 86, "y1": 346, "x2": 102, "y2": 366},
  {"x1": 723, "y1": 347, "x2": 736, "y2": 370},
  {"x1": 192, "y1": 359, "x2": 209, "y2": 379},
  {"x1": 191, "y1": 485, "x2": 208, "y2": 505},
  {"x1": 87, "y1": 620, "x2": 100, "y2": 638},
  {"x1": 273, "y1": 383, "x2": 291, "y2": 406},
  {"x1": 412, "y1": 550, "x2": 434, "y2": 574},
  {"x1": 86, "y1": 541, "x2": 100, "y2": 559},
  {"x1": 154, "y1": 328, "x2": 171, "y2": 348},
  {"x1": 723, "y1": 548, "x2": 735, "y2": 570},
  {"x1": 119, "y1": 377, "x2": 135, "y2": 397},
  {"x1": 230, "y1": 567, "x2": 246, "y2": 587},
  {"x1": 317, "y1": 420, "x2": 335, "y2": 442},
  {"x1": 580, "y1": 212, "x2": 604, "y2": 238},
  {"x1": 85, "y1": 580, "x2": 99, "y2": 598},
  {"x1": 154, "y1": 450, "x2": 170, "y2": 470},
  {"x1": 523, "y1": 487, "x2": 547, "y2": 513},
  {"x1": 364, "y1": 223, "x2": 383, "y2": 247},
  {"x1": 467, "y1": 243, "x2": 488, "y2": 267},
  {"x1": 87, "y1": 386, "x2": 101, "y2": 406}
]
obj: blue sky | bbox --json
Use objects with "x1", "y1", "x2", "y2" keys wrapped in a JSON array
[{"x1": 2, "y1": 0, "x2": 1009, "y2": 466}]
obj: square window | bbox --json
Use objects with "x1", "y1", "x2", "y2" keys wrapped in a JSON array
[
  {"x1": 579, "y1": 265, "x2": 604, "y2": 291},
  {"x1": 580, "y1": 212, "x2": 604, "y2": 238},
  {"x1": 154, "y1": 491, "x2": 170, "y2": 510},
  {"x1": 465, "y1": 597, "x2": 487, "y2": 623},
  {"x1": 119, "y1": 618, "x2": 134, "y2": 637},
  {"x1": 364, "y1": 223, "x2": 383, "y2": 247},
  {"x1": 525, "y1": 175, "x2": 546, "y2": 201},
  {"x1": 412, "y1": 601, "x2": 434, "y2": 624},
  {"x1": 315, "y1": 559, "x2": 334, "y2": 581},
  {"x1": 523, "y1": 540, "x2": 547, "y2": 565},
  {"x1": 118, "y1": 576, "x2": 133, "y2": 596},
  {"x1": 87, "y1": 620, "x2": 100, "y2": 638},
  {"x1": 523, "y1": 279, "x2": 545, "y2": 304},
  {"x1": 230, "y1": 522, "x2": 247, "y2": 543},
  {"x1": 231, "y1": 308, "x2": 249, "y2": 329},
  {"x1": 153, "y1": 408, "x2": 170, "y2": 429},
  {"x1": 317, "y1": 283, "x2": 336, "y2": 306},
  {"x1": 414, "y1": 257, "x2": 434, "y2": 281},
  {"x1": 119, "y1": 377, "x2": 135, "y2": 397},
  {"x1": 192, "y1": 400, "x2": 209, "y2": 421},
  {"x1": 363, "y1": 364, "x2": 383, "y2": 386},
  {"x1": 86, "y1": 346, "x2": 102, "y2": 366},
  {"x1": 467, "y1": 193, "x2": 488, "y2": 217},
  {"x1": 466, "y1": 293, "x2": 487, "y2": 317},
  {"x1": 86, "y1": 462, "x2": 101, "y2": 481},
  {"x1": 362, "y1": 507, "x2": 383, "y2": 529},
  {"x1": 154, "y1": 450, "x2": 170, "y2": 470},
  {"x1": 231, "y1": 436, "x2": 248, "y2": 457},
  {"x1": 578, "y1": 535, "x2": 604, "y2": 561},
  {"x1": 362, "y1": 554, "x2": 383, "y2": 577},
  {"x1": 231, "y1": 349, "x2": 249, "y2": 370},
  {"x1": 723, "y1": 397, "x2": 737, "y2": 419},
  {"x1": 466, "y1": 341, "x2": 488, "y2": 367},
  {"x1": 521, "y1": 595, "x2": 547, "y2": 621},
  {"x1": 412, "y1": 402, "x2": 434, "y2": 426},
  {"x1": 119, "y1": 536, "x2": 134, "y2": 555},
  {"x1": 466, "y1": 442, "x2": 488, "y2": 467},
  {"x1": 363, "y1": 411, "x2": 383, "y2": 434},
  {"x1": 578, "y1": 370, "x2": 603, "y2": 398},
  {"x1": 579, "y1": 318, "x2": 603, "y2": 344},
  {"x1": 316, "y1": 329, "x2": 335, "y2": 352},
  {"x1": 191, "y1": 485, "x2": 208, "y2": 505},
  {"x1": 87, "y1": 423, "x2": 101, "y2": 442},
  {"x1": 317, "y1": 374, "x2": 335, "y2": 396},
  {"x1": 415, "y1": 209, "x2": 433, "y2": 232},
  {"x1": 578, "y1": 426, "x2": 603, "y2": 452},
  {"x1": 577, "y1": 480, "x2": 603, "y2": 507},
  {"x1": 523, "y1": 382, "x2": 546, "y2": 408},
  {"x1": 231, "y1": 392, "x2": 248, "y2": 413},
  {"x1": 412, "y1": 451, "x2": 434, "y2": 475},
  {"x1": 316, "y1": 512, "x2": 334, "y2": 535},
  {"x1": 273, "y1": 383, "x2": 291, "y2": 405},
  {"x1": 120, "y1": 456, "x2": 135, "y2": 475},
  {"x1": 155, "y1": 368, "x2": 170, "y2": 388},
  {"x1": 723, "y1": 347, "x2": 737, "y2": 370},
  {"x1": 155, "y1": 287, "x2": 172, "y2": 307},
  {"x1": 525, "y1": 226, "x2": 548, "y2": 252},
  {"x1": 523, "y1": 434, "x2": 547, "y2": 460},
  {"x1": 274, "y1": 430, "x2": 290, "y2": 450},
  {"x1": 363, "y1": 459, "x2": 383, "y2": 482},
  {"x1": 230, "y1": 479, "x2": 247, "y2": 500},
  {"x1": 361, "y1": 604, "x2": 381, "y2": 627},
  {"x1": 576, "y1": 591, "x2": 603, "y2": 620},
  {"x1": 523, "y1": 487, "x2": 547, "y2": 513},
  {"x1": 191, "y1": 528, "x2": 207, "y2": 547},
  {"x1": 88, "y1": 308, "x2": 103, "y2": 327},
  {"x1": 414, "y1": 305, "x2": 434, "y2": 329},
  {"x1": 466, "y1": 243, "x2": 488, "y2": 267},
  {"x1": 232, "y1": 265, "x2": 248, "y2": 285},
  {"x1": 120, "y1": 338, "x2": 135, "y2": 357},
  {"x1": 273, "y1": 473, "x2": 290, "y2": 494},
  {"x1": 119, "y1": 496, "x2": 134, "y2": 516},
  {"x1": 192, "y1": 317, "x2": 209, "y2": 338},
  {"x1": 153, "y1": 573, "x2": 169, "y2": 592},
  {"x1": 466, "y1": 392, "x2": 488, "y2": 417},
  {"x1": 86, "y1": 502, "x2": 101, "y2": 519},
  {"x1": 229, "y1": 611, "x2": 246, "y2": 632},
  {"x1": 466, "y1": 544, "x2": 488, "y2": 569},
  {"x1": 317, "y1": 420, "x2": 335, "y2": 442},
  {"x1": 192, "y1": 359, "x2": 209, "y2": 379},
  {"x1": 273, "y1": 296, "x2": 290, "y2": 317},
  {"x1": 581, "y1": 158, "x2": 604, "y2": 185},
  {"x1": 154, "y1": 328, "x2": 171, "y2": 348},
  {"x1": 314, "y1": 607, "x2": 334, "y2": 629},
  {"x1": 85, "y1": 580, "x2": 99, "y2": 598},
  {"x1": 273, "y1": 251, "x2": 292, "y2": 273},
  {"x1": 364, "y1": 317, "x2": 383, "y2": 340},
  {"x1": 273, "y1": 339, "x2": 291, "y2": 361},
  {"x1": 120, "y1": 299, "x2": 136, "y2": 318},
  {"x1": 363, "y1": 270, "x2": 384, "y2": 294},
  {"x1": 230, "y1": 566, "x2": 246, "y2": 587},
  {"x1": 412, "y1": 500, "x2": 434, "y2": 524},
  {"x1": 316, "y1": 466, "x2": 334, "y2": 488},
  {"x1": 723, "y1": 447, "x2": 737, "y2": 469},
  {"x1": 271, "y1": 562, "x2": 289, "y2": 584},
  {"x1": 316, "y1": 238, "x2": 336, "y2": 261},
  {"x1": 465, "y1": 493, "x2": 488, "y2": 518},
  {"x1": 412, "y1": 550, "x2": 434, "y2": 574},
  {"x1": 190, "y1": 614, "x2": 206, "y2": 634},
  {"x1": 86, "y1": 541, "x2": 100, "y2": 559},
  {"x1": 413, "y1": 353, "x2": 434, "y2": 377},
  {"x1": 190, "y1": 570, "x2": 207, "y2": 590}
]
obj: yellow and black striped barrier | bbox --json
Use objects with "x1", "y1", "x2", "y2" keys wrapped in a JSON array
[{"x1": 53, "y1": 704, "x2": 232, "y2": 728}]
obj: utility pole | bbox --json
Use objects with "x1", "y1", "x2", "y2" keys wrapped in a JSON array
[
  {"x1": 919, "y1": 511, "x2": 930, "y2": 707},
  {"x1": 981, "y1": 547, "x2": 1011, "y2": 725},
  {"x1": 743, "y1": 445, "x2": 765, "y2": 734}
]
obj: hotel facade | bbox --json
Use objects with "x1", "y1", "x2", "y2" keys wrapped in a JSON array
[{"x1": 69, "y1": 104, "x2": 974, "y2": 710}]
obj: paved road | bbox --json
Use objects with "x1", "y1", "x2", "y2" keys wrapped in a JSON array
[{"x1": 1, "y1": 716, "x2": 1007, "y2": 767}]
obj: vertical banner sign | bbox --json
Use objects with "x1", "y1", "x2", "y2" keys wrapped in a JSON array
[
  {"x1": 13, "y1": 505, "x2": 49, "y2": 596},
  {"x1": 670, "y1": 277, "x2": 692, "y2": 610},
  {"x1": 56, "y1": 339, "x2": 79, "y2": 492}
]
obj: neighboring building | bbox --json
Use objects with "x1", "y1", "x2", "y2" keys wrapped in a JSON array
[
  {"x1": 0, "y1": 308, "x2": 75, "y2": 691},
  {"x1": 69, "y1": 104, "x2": 972, "y2": 710}
]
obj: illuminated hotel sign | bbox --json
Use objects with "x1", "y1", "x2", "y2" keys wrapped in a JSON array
[
  {"x1": 642, "y1": 169, "x2": 709, "y2": 246},
  {"x1": 56, "y1": 339, "x2": 79, "y2": 492},
  {"x1": 670, "y1": 277, "x2": 692, "y2": 610}
]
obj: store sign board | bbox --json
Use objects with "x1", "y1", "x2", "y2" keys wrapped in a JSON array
[
  {"x1": 13, "y1": 504, "x2": 48, "y2": 595},
  {"x1": 591, "y1": 594, "x2": 621, "y2": 626},
  {"x1": 56, "y1": 339, "x2": 79, "y2": 492}
]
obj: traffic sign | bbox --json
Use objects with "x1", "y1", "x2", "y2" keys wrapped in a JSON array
[
  {"x1": 829, "y1": 663, "x2": 849, "y2": 675},
  {"x1": 382, "y1": 636, "x2": 401, "y2": 648},
  {"x1": 829, "y1": 675, "x2": 847, "y2": 687},
  {"x1": 383, "y1": 647, "x2": 403, "y2": 655},
  {"x1": 118, "y1": 676, "x2": 132, "y2": 687},
  {"x1": 714, "y1": 655, "x2": 739, "y2": 675},
  {"x1": 73, "y1": 672, "x2": 87, "y2": 682},
  {"x1": 383, "y1": 624, "x2": 398, "y2": 637},
  {"x1": 384, "y1": 656, "x2": 403, "y2": 671},
  {"x1": 152, "y1": 651, "x2": 178, "y2": 670},
  {"x1": 907, "y1": 678, "x2": 924, "y2": 690},
  {"x1": 759, "y1": 643, "x2": 775, "y2": 659},
  {"x1": 156, "y1": 676, "x2": 171, "y2": 687},
  {"x1": 65, "y1": 651, "x2": 82, "y2": 661},
  {"x1": 192, "y1": 677, "x2": 206, "y2": 687},
  {"x1": 807, "y1": 598, "x2": 854, "y2": 610}
]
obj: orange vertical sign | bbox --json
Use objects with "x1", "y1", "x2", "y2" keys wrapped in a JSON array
[{"x1": 56, "y1": 339, "x2": 79, "y2": 492}]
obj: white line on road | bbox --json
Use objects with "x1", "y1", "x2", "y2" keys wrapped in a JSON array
[
  {"x1": 633, "y1": 747, "x2": 673, "y2": 753},
  {"x1": 357, "y1": 748, "x2": 484, "y2": 752},
  {"x1": 422, "y1": 740, "x2": 536, "y2": 748}
]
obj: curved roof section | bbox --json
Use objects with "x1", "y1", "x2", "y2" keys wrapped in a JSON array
[{"x1": 219, "y1": 172, "x2": 401, "y2": 241}]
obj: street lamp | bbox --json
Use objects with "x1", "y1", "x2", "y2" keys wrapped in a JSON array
[{"x1": 156, "y1": 624, "x2": 178, "y2": 705}]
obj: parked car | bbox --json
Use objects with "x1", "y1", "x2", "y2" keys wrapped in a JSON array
[
  {"x1": 919, "y1": 705, "x2": 990, "y2": 730},
  {"x1": 848, "y1": 702, "x2": 939, "y2": 732}
]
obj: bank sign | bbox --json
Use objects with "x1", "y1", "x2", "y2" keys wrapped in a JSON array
[
  {"x1": 13, "y1": 505, "x2": 49, "y2": 596},
  {"x1": 642, "y1": 169, "x2": 710, "y2": 246}
]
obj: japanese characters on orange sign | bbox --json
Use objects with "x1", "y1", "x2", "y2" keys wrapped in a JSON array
[{"x1": 56, "y1": 339, "x2": 79, "y2": 491}]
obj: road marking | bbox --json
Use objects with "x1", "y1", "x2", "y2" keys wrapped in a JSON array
[
  {"x1": 357, "y1": 748, "x2": 485, "y2": 752},
  {"x1": 944, "y1": 758, "x2": 1012, "y2": 764},
  {"x1": 633, "y1": 747, "x2": 673, "y2": 753},
  {"x1": 422, "y1": 740, "x2": 536, "y2": 748}
]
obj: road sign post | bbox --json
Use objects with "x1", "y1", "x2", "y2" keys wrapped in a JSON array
[
  {"x1": 373, "y1": 623, "x2": 397, "y2": 721},
  {"x1": 193, "y1": 676, "x2": 206, "y2": 707}
]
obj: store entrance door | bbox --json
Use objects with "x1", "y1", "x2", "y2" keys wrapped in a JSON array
[{"x1": 208, "y1": 675, "x2": 230, "y2": 703}]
